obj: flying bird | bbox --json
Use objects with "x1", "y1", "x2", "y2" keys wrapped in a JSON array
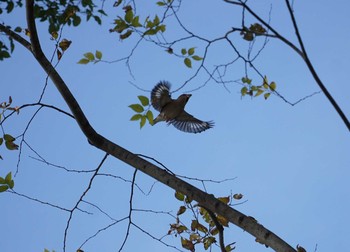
[{"x1": 151, "y1": 81, "x2": 214, "y2": 133}]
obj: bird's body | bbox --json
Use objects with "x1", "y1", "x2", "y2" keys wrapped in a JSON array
[{"x1": 151, "y1": 81, "x2": 214, "y2": 133}]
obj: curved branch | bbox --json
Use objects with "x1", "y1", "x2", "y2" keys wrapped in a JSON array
[
  {"x1": 23, "y1": 0, "x2": 296, "y2": 251},
  {"x1": 0, "y1": 23, "x2": 32, "y2": 51}
]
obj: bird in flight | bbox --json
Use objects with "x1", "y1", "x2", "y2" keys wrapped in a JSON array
[{"x1": 151, "y1": 81, "x2": 214, "y2": 133}]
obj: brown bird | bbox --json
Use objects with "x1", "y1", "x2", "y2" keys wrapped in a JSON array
[{"x1": 151, "y1": 81, "x2": 214, "y2": 133}]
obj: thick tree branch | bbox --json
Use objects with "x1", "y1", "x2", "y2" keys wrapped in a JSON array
[
  {"x1": 0, "y1": 23, "x2": 32, "y2": 51},
  {"x1": 24, "y1": 0, "x2": 296, "y2": 251}
]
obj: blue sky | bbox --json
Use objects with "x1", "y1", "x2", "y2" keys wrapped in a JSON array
[{"x1": 1, "y1": 0, "x2": 350, "y2": 252}]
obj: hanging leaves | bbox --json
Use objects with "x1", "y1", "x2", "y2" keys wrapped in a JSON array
[
  {"x1": 78, "y1": 50, "x2": 103, "y2": 64},
  {"x1": 128, "y1": 95, "x2": 154, "y2": 129},
  {"x1": 240, "y1": 75, "x2": 277, "y2": 100}
]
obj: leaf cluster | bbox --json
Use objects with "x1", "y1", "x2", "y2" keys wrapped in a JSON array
[
  {"x1": 180, "y1": 47, "x2": 203, "y2": 68},
  {"x1": 77, "y1": 50, "x2": 102, "y2": 64},
  {"x1": 0, "y1": 172, "x2": 14, "y2": 192},
  {"x1": 168, "y1": 191, "x2": 242, "y2": 252},
  {"x1": 0, "y1": 0, "x2": 106, "y2": 60},
  {"x1": 0, "y1": 39, "x2": 14, "y2": 60},
  {"x1": 31, "y1": 0, "x2": 106, "y2": 34},
  {"x1": 109, "y1": 5, "x2": 166, "y2": 40},
  {"x1": 129, "y1": 95, "x2": 154, "y2": 129},
  {"x1": 240, "y1": 23, "x2": 267, "y2": 41},
  {"x1": 0, "y1": 0, "x2": 23, "y2": 15},
  {"x1": 240, "y1": 76, "x2": 277, "y2": 100}
]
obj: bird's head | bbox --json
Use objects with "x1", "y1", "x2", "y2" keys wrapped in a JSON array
[{"x1": 178, "y1": 94, "x2": 192, "y2": 104}]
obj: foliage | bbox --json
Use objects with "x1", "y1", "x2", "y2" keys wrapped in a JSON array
[
  {"x1": 128, "y1": 95, "x2": 154, "y2": 129},
  {"x1": 0, "y1": 172, "x2": 14, "y2": 192},
  {"x1": 77, "y1": 50, "x2": 102, "y2": 64},
  {"x1": 0, "y1": 0, "x2": 106, "y2": 60},
  {"x1": 109, "y1": 5, "x2": 166, "y2": 40},
  {"x1": 240, "y1": 76, "x2": 277, "y2": 100},
  {"x1": 181, "y1": 47, "x2": 203, "y2": 68},
  {"x1": 240, "y1": 23, "x2": 267, "y2": 41},
  {"x1": 168, "y1": 191, "x2": 243, "y2": 251}
]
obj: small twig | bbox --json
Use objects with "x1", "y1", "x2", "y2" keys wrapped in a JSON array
[
  {"x1": 118, "y1": 169, "x2": 138, "y2": 252},
  {"x1": 63, "y1": 153, "x2": 109, "y2": 251}
]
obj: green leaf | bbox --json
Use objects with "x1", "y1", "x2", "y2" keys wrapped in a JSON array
[
  {"x1": 225, "y1": 245, "x2": 234, "y2": 252},
  {"x1": 77, "y1": 58, "x2": 90, "y2": 64},
  {"x1": 264, "y1": 93, "x2": 271, "y2": 100},
  {"x1": 0, "y1": 137, "x2": 3, "y2": 145},
  {"x1": 129, "y1": 104, "x2": 144, "y2": 113},
  {"x1": 0, "y1": 177, "x2": 5, "y2": 184},
  {"x1": 5, "y1": 141, "x2": 18, "y2": 150},
  {"x1": 270, "y1": 81, "x2": 277, "y2": 91},
  {"x1": 255, "y1": 89, "x2": 264, "y2": 97},
  {"x1": 131, "y1": 16, "x2": 142, "y2": 27},
  {"x1": 0, "y1": 185, "x2": 8, "y2": 193},
  {"x1": 130, "y1": 114, "x2": 142, "y2": 121},
  {"x1": 8, "y1": 179, "x2": 14, "y2": 189},
  {"x1": 263, "y1": 76, "x2": 268, "y2": 85},
  {"x1": 4, "y1": 134, "x2": 15, "y2": 142},
  {"x1": 5, "y1": 172, "x2": 12, "y2": 183},
  {"x1": 177, "y1": 206, "x2": 186, "y2": 215},
  {"x1": 144, "y1": 29, "x2": 157, "y2": 36},
  {"x1": 181, "y1": 48, "x2": 187, "y2": 55},
  {"x1": 138, "y1": 95, "x2": 149, "y2": 106},
  {"x1": 95, "y1": 50, "x2": 102, "y2": 60},
  {"x1": 184, "y1": 58, "x2": 192, "y2": 68},
  {"x1": 125, "y1": 10, "x2": 133, "y2": 23},
  {"x1": 120, "y1": 30, "x2": 133, "y2": 40},
  {"x1": 157, "y1": 1, "x2": 166, "y2": 6},
  {"x1": 158, "y1": 24, "x2": 166, "y2": 33},
  {"x1": 84, "y1": 52, "x2": 95, "y2": 61},
  {"x1": 175, "y1": 191, "x2": 185, "y2": 201},
  {"x1": 191, "y1": 55, "x2": 203, "y2": 61},
  {"x1": 140, "y1": 116, "x2": 146, "y2": 128},
  {"x1": 241, "y1": 87, "x2": 248, "y2": 96},
  {"x1": 146, "y1": 110, "x2": 154, "y2": 125},
  {"x1": 153, "y1": 15, "x2": 160, "y2": 25},
  {"x1": 188, "y1": 47, "x2": 195, "y2": 56},
  {"x1": 14, "y1": 26, "x2": 22, "y2": 33},
  {"x1": 72, "y1": 15, "x2": 81, "y2": 26},
  {"x1": 203, "y1": 236, "x2": 216, "y2": 250}
]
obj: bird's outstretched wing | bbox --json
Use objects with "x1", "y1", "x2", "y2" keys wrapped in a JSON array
[
  {"x1": 151, "y1": 81, "x2": 172, "y2": 111},
  {"x1": 170, "y1": 111, "x2": 214, "y2": 134}
]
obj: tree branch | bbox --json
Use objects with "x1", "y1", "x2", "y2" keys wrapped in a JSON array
[
  {"x1": 24, "y1": 0, "x2": 297, "y2": 251},
  {"x1": 0, "y1": 23, "x2": 32, "y2": 51},
  {"x1": 284, "y1": 0, "x2": 350, "y2": 131},
  {"x1": 224, "y1": 0, "x2": 350, "y2": 131}
]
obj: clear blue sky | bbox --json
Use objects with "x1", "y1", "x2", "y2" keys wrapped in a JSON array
[{"x1": 1, "y1": 1, "x2": 350, "y2": 252}]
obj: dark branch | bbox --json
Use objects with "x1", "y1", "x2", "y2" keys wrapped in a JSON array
[
  {"x1": 284, "y1": 0, "x2": 350, "y2": 131},
  {"x1": 0, "y1": 23, "x2": 32, "y2": 51},
  {"x1": 63, "y1": 153, "x2": 109, "y2": 251}
]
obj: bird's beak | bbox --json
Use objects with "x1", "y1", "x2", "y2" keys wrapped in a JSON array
[{"x1": 186, "y1": 94, "x2": 192, "y2": 98}]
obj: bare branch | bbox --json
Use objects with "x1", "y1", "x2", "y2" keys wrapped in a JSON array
[
  {"x1": 284, "y1": 0, "x2": 350, "y2": 131},
  {"x1": 63, "y1": 153, "x2": 109, "y2": 251},
  {"x1": 118, "y1": 169, "x2": 137, "y2": 252}
]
